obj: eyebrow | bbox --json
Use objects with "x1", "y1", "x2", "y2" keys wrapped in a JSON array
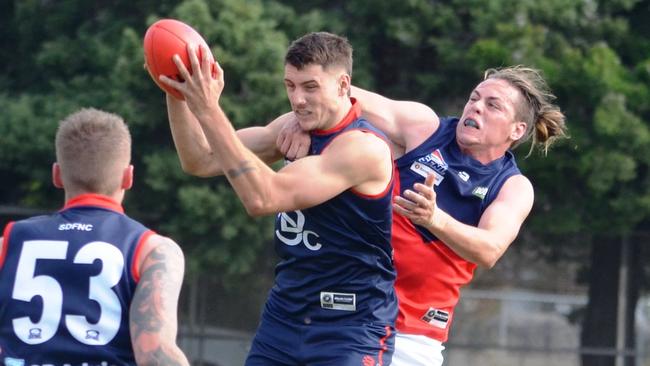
[
  {"x1": 284, "y1": 78, "x2": 319, "y2": 87},
  {"x1": 473, "y1": 90, "x2": 504, "y2": 104}
]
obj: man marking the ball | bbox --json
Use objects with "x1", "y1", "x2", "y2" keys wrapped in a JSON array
[{"x1": 157, "y1": 31, "x2": 397, "y2": 366}]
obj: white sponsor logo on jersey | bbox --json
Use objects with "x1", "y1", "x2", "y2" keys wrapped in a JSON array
[
  {"x1": 421, "y1": 307, "x2": 450, "y2": 329},
  {"x1": 410, "y1": 150, "x2": 448, "y2": 186},
  {"x1": 458, "y1": 171, "x2": 470, "y2": 182},
  {"x1": 276, "y1": 210, "x2": 322, "y2": 251},
  {"x1": 472, "y1": 186, "x2": 488, "y2": 200}
]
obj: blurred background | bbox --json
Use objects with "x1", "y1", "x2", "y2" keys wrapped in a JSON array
[{"x1": 1, "y1": 0, "x2": 649, "y2": 365}]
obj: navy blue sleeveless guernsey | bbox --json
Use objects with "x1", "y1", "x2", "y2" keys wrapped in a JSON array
[
  {"x1": 395, "y1": 117, "x2": 521, "y2": 239},
  {"x1": 268, "y1": 99, "x2": 397, "y2": 326},
  {"x1": 392, "y1": 117, "x2": 522, "y2": 341},
  {"x1": 0, "y1": 194, "x2": 152, "y2": 366}
]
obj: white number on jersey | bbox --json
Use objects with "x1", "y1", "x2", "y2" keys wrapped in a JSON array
[{"x1": 11, "y1": 240, "x2": 125, "y2": 345}]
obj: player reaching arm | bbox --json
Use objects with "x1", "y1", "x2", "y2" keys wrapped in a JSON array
[
  {"x1": 161, "y1": 44, "x2": 392, "y2": 216},
  {"x1": 159, "y1": 32, "x2": 398, "y2": 366},
  {"x1": 166, "y1": 94, "x2": 292, "y2": 177},
  {"x1": 394, "y1": 171, "x2": 534, "y2": 268},
  {"x1": 275, "y1": 66, "x2": 567, "y2": 366}
]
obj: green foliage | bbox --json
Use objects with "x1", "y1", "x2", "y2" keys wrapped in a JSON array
[
  {"x1": 0, "y1": 0, "x2": 292, "y2": 282},
  {"x1": 2, "y1": 0, "x2": 650, "y2": 332}
]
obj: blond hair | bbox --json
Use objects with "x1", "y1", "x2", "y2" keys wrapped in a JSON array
[
  {"x1": 55, "y1": 108, "x2": 131, "y2": 195},
  {"x1": 484, "y1": 66, "x2": 568, "y2": 155}
]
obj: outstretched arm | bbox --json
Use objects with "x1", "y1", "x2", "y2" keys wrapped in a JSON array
[
  {"x1": 395, "y1": 173, "x2": 534, "y2": 268},
  {"x1": 160, "y1": 44, "x2": 392, "y2": 216},
  {"x1": 130, "y1": 234, "x2": 189, "y2": 366},
  {"x1": 167, "y1": 95, "x2": 289, "y2": 177},
  {"x1": 276, "y1": 86, "x2": 441, "y2": 159},
  {"x1": 351, "y1": 86, "x2": 440, "y2": 156},
  {"x1": 188, "y1": 102, "x2": 391, "y2": 216}
]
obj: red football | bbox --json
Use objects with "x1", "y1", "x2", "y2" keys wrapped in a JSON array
[{"x1": 143, "y1": 19, "x2": 215, "y2": 100}]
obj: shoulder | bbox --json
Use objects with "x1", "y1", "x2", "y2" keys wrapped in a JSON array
[
  {"x1": 135, "y1": 234, "x2": 184, "y2": 279},
  {"x1": 497, "y1": 174, "x2": 534, "y2": 205},
  {"x1": 327, "y1": 128, "x2": 392, "y2": 162},
  {"x1": 143, "y1": 234, "x2": 184, "y2": 260}
]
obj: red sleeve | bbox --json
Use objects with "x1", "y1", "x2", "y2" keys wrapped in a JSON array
[
  {"x1": 0, "y1": 222, "x2": 16, "y2": 270},
  {"x1": 131, "y1": 229, "x2": 155, "y2": 283}
]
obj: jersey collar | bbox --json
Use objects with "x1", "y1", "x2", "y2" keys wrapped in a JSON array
[
  {"x1": 62, "y1": 193, "x2": 124, "y2": 214},
  {"x1": 312, "y1": 98, "x2": 361, "y2": 136}
]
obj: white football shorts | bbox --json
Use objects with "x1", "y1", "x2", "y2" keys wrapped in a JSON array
[{"x1": 390, "y1": 332, "x2": 445, "y2": 366}]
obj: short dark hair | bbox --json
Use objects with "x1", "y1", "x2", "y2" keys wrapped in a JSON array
[{"x1": 285, "y1": 32, "x2": 353, "y2": 76}]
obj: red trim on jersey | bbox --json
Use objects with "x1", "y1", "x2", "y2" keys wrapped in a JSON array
[
  {"x1": 376, "y1": 325, "x2": 392, "y2": 365},
  {"x1": 63, "y1": 193, "x2": 124, "y2": 213},
  {"x1": 311, "y1": 98, "x2": 361, "y2": 135},
  {"x1": 319, "y1": 126, "x2": 395, "y2": 199},
  {"x1": 349, "y1": 129, "x2": 394, "y2": 199},
  {"x1": 131, "y1": 229, "x2": 155, "y2": 283},
  {"x1": 0, "y1": 222, "x2": 15, "y2": 270}
]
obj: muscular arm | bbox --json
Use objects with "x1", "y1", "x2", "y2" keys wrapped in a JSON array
[
  {"x1": 396, "y1": 174, "x2": 534, "y2": 268},
  {"x1": 277, "y1": 86, "x2": 441, "y2": 160},
  {"x1": 199, "y1": 105, "x2": 392, "y2": 216},
  {"x1": 130, "y1": 235, "x2": 189, "y2": 366},
  {"x1": 351, "y1": 86, "x2": 440, "y2": 156},
  {"x1": 162, "y1": 45, "x2": 392, "y2": 217},
  {"x1": 167, "y1": 95, "x2": 289, "y2": 177}
]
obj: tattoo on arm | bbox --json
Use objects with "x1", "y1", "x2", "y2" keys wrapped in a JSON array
[
  {"x1": 226, "y1": 160, "x2": 256, "y2": 178},
  {"x1": 131, "y1": 242, "x2": 187, "y2": 366}
]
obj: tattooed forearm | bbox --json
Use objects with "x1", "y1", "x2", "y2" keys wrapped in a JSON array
[
  {"x1": 131, "y1": 239, "x2": 188, "y2": 366},
  {"x1": 140, "y1": 346, "x2": 185, "y2": 366},
  {"x1": 226, "y1": 160, "x2": 256, "y2": 178}
]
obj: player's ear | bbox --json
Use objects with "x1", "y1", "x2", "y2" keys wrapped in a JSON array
[
  {"x1": 510, "y1": 121, "x2": 527, "y2": 141},
  {"x1": 121, "y1": 165, "x2": 134, "y2": 190},
  {"x1": 338, "y1": 73, "x2": 351, "y2": 97},
  {"x1": 52, "y1": 163, "x2": 64, "y2": 189}
]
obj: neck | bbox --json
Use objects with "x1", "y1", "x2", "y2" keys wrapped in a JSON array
[
  {"x1": 64, "y1": 189, "x2": 125, "y2": 205},
  {"x1": 458, "y1": 143, "x2": 508, "y2": 165},
  {"x1": 323, "y1": 97, "x2": 353, "y2": 130}
]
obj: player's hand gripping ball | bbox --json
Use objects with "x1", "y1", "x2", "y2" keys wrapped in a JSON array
[{"x1": 143, "y1": 19, "x2": 216, "y2": 100}]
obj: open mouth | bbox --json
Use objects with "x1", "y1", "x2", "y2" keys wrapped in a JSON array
[{"x1": 463, "y1": 118, "x2": 479, "y2": 129}]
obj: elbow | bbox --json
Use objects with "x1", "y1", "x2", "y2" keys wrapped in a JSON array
[
  {"x1": 178, "y1": 159, "x2": 202, "y2": 176},
  {"x1": 477, "y1": 257, "x2": 498, "y2": 269},
  {"x1": 179, "y1": 160, "x2": 217, "y2": 178},
  {"x1": 475, "y1": 247, "x2": 503, "y2": 269},
  {"x1": 242, "y1": 198, "x2": 274, "y2": 217}
]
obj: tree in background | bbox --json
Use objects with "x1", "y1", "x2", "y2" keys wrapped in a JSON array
[
  {"x1": 0, "y1": 0, "x2": 299, "y2": 330},
  {"x1": 2, "y1": 1, "x2": 650, "y2": 363},
  {"x1": 277, "y1": 0, "x2": 650, "y2": 364}
]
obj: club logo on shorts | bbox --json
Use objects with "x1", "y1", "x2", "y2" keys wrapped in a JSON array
[
  {"x1": 321, "y1": 292, "x2": 356, "y2": 311},
  {"x1": 276, "y1": 210, "x2": 322, "y2": 251},
  {"x1": 421, "y1": 307, "x2": 450, "y2": 329}
]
